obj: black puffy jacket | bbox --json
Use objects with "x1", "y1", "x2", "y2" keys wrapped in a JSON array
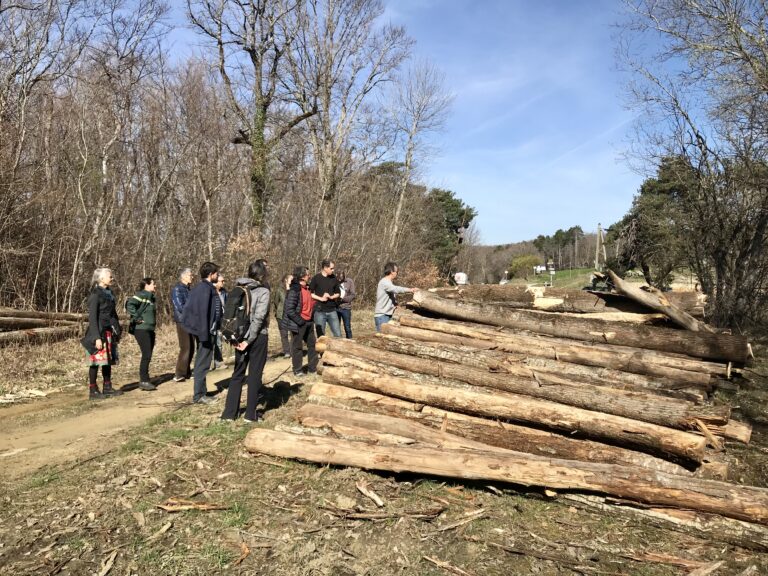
[{"x1": 281, "y1": 280, "x2": 306, "y2": 333}]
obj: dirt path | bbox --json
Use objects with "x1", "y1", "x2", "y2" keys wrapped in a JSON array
[{"x1": 0, "y1": 357, "x2": 293, "y2": 480}]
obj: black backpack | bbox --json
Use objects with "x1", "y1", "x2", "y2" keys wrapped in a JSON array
[{"x1": 220, "y1": 285, "x2": 252, "y2": 344}]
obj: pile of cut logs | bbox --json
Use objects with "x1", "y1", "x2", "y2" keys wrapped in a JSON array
[
  {"x1": 245, "y1": 279, "x2": 768, "y2": 543},
  {"x1": 0, "y1": 308, "x2": 86, "y2": 346}
]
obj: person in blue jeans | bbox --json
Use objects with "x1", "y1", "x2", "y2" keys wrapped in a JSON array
[
  {"x1": 336, "y1": 270, "x2": 356, "y2": 338},
  {"x1": 374, "y1": 261, "x2": 417, "y2": 332},
  {"x1": 309, "y1": 259, "x2": 341, "y2": 337}
]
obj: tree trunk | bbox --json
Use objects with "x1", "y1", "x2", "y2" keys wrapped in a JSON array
[
  {"x1": 564, "y1": 493, "x2": 768, "y2": 552},
  {"x1": 367, "y1": 330, "x2": 710, "y2": 400},
  {"x1": 400, "y1": 305, "x2": 734, "y2": 375},
  {"x1": 320, "y1": 366, "x2": 708, "y2": 462},
  {"x1": 385, "y1": 319, "x2": 717, "y2": 386},
  {"x1": 244, "y1": 429, "x2": 768, "y2": 524},
  {"x1": 318, "y1": 342, "x2": 729, "y2": 430},
  {"x1": 0, "y1": 325, "x2": 83, "y2": 346},
  {"x1": 412, "y1": 291, "x2": 750, "y2": 363},
  {"x1": 607, "y1": 270, "x2": 713, "y2": 332},
  {"x1": 430, "y1": 285, "x2": 703, "y2": 315},
  {"x1": 0, "y1": 308, "x2": 87, "y2": 322},
  {"x1": 306, "y1": 383, "x2": 712, "y2": 477},
  {"x1": 0, "y1": 317, "x2": 62, "y2": 329}
]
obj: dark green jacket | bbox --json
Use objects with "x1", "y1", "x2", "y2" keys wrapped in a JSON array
[
  {"x1": 126, "y1": 290, "x2": 156, "y2": 331},
  {"x1": 272, "y1": 286, "x2": 287, "y2": 321}
]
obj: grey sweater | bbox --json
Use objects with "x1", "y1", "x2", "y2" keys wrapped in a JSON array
[
  {"x1": 235, "y1": 278, "x2": 270, "y2": 344},
  {"x1": 374, "y1": 276, "x2": 410, "y2": 317}
]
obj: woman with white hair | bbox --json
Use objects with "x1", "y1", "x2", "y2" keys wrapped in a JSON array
[{"x1": 81, "y1": 267, "x2": 123, "y2": 399}]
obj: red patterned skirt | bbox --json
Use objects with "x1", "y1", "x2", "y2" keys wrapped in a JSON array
[{"x1": 86, "y1": 329, "x2": 118, "y2": 366}]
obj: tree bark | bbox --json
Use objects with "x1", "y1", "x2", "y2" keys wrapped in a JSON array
[
  {"x1": 563, "y1": 493, "x2": 768, "y2": 552},
  {"x1": 0, "y1": 325, "x2": 83, "y2": 346},
  {"x1": 0, "y1": 317, "x2": 63, "y2": 329},
  {"x1": 0, "y1": 308, "x2": 87, "y2": 322},
  {"x1": 367, "y1": 330, "x2": 709, "y2": 401},
  {"x1": 320, "y1": 366, "x2": 708, "y2": 462},
  {"x1": 306, "y1": 383, "x2": 709, "y2": 477},
  {"x1": 384, "y1": 320, "x2": 716, "y2": 387},
  {"x1": 400, "y1": 304, "x2": 734, "y2": 375},
  {"x1": 243, "y1": 429, "x2": 768, "y2": 524},
  {"x1": 318, "y1": 342, "x2": 729, "y2": 430},
  {"x1": 606, "y1": 270, "x2": 713, "y2": 332},
  {"x1": 431, "y1": 285, "x2": 703, "y2": 316},
  {"x1": 412, "y1": 291, "x2": 750, "y2": 363}
]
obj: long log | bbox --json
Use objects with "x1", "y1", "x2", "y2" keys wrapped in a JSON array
[
  {"x1": 382, "y1": 321, "x2": 714, "y2": 390},
  {"x1": 306, "y1": 383, "x2": 705, "y2": 477},
  {"x1": 563, "y1": 493, "x2": 768, "y2": 552},
  {"x1": 606, "y1": 270, "x2": 713, "y2": 332},
  {"x1": 0, "y1": 307, "x2": 87, "y2": 322},
  {"x1": 411, "y1": 291, "x2": 750, "y2": 363},
  {"x1": 244, "y1": 429, "x2": 768, "y2": 524},
  {"x1": 0, "y1": 325, "x2": 83, "y2": 346},
  {"x1": 397, "y1": 312, "x2": 727, "y2": 378},
  {"x1": 432, "y1": 285, "x2": 704, "y2": 316},
  {"x1": 320, "y1": 366, "x2": 708, "y2": 462},
  {"x1": 0, "y1": 317, "x2": 61, "y2": 329},
  {"x1": 318, "y1": 342, "x2": 729, "y2": 430}
]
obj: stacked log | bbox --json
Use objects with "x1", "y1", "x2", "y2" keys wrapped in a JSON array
[
  {"x1": 0, "y1": 307, "x2": 86, "y2": 346},
  {"x1": 245, "y1": 287, "x2": 763, "y2": 529}
]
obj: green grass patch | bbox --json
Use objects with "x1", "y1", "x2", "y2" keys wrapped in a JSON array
[
  {"x1": 24, "y1": 469, "x2": 60, "y2": 490},
  {"x1": 201, "y1": 542, "x2": 236, "y2": 569}
]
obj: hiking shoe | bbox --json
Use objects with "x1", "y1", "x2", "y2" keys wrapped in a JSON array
[
  {"x1": 172, "y1": 376, "x2": 185, "y2": 382},
  {"x1": 195, "y1": 396, "x2": 218, "y2": 405},
  {"x1": 139, "y1": 381, "x2": 157, "y2": 391},
  {"x1": 243, "y1": 412, "x2": 263, "y2": 423},
  {"x1": 293, "y1": 371, "x2": 305, "y2": 378},
  {"x1": 102, "y1": 383, "x2": 123, "y2": 397},
  {"x1": 89, "y1": 388, "x2": 104, "y2": 400}
]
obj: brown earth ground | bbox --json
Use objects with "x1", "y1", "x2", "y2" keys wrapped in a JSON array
[{"x1": 0, "y1": 311, "x2": 767, "y2": 575}]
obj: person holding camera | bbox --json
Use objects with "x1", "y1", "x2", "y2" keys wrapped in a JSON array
[{"x1": 125, "y1": 277, "x2": 158, "y2": 391}]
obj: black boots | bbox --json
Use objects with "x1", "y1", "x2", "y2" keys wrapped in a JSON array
[
  {"x1": 89, "y1": 386, "x2": 104, "y2": 400},
  {"x1": 102, "y1": 381, "x2": 123, "y2": 397}
]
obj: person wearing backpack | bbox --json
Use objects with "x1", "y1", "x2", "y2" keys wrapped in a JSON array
[
  {"x1": 282, "y1": 265, "x2": 318, "y2": 377},
  {"x1": 221, "y1": 259, "x2": 270, "y2": 422},
  {"x1": 180, "y1": 262, "x2": 222, "y2": 405},
  {"x1": 125, "y1": 277, "x2": 157, "y2": 391}
]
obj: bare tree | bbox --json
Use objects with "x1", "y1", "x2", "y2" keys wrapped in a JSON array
[
  {"x1": 187, "y1": 0, "x2": 316, "y2": 235},
  {"x1": 387, "y1": 58, "x2": 452, "y2": 253},
  {"x1": 286, "y1": 0, "x2": 413, "y2": 263}
]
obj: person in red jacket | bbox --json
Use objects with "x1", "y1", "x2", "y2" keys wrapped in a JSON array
[{"x1": 281, "y1": 266, "x2": 318, "y2": 377}]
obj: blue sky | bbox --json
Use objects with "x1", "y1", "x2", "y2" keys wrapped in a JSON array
[{"x1": 384, "y1": 0, "x2": 643, "y2": 244}]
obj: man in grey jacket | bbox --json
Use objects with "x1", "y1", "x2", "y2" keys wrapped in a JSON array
[
  {"x1": 374, "y1": 261, "x2": 418, "y2": 332},
  {"x1": 220, "y1": 259, "x2": 271, "y2": 422}
]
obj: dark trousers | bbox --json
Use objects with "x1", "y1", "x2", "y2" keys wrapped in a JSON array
[
  {"x1": 175, "y1": 323, "x2": 195, "y2": 378},
  {"x1": 337, "y1": 308, "x2": 352, "y2": 338},
  {"x1": 277, "y1": 318, "x2": 291, "y2": 355},
  {"x1": 192, "y1": 339, "x2": 215, "y2": 402},
  {"x1": 88, "y1": 365, "x2": 112, "y2": 386},
  {"x1": 134, "y1": 329, "x2": 155, "y2": 382},
  {"x1": 291, "y1": 322, "x2": 318, "y2": 374},
  {"x1": 221, "y1": 333, "x2": 268, "y2": 420}
]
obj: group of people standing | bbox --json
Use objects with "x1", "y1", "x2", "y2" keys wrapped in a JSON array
[{"x1": 81, "y1": 258, "x2": 415, "y2": 421}]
